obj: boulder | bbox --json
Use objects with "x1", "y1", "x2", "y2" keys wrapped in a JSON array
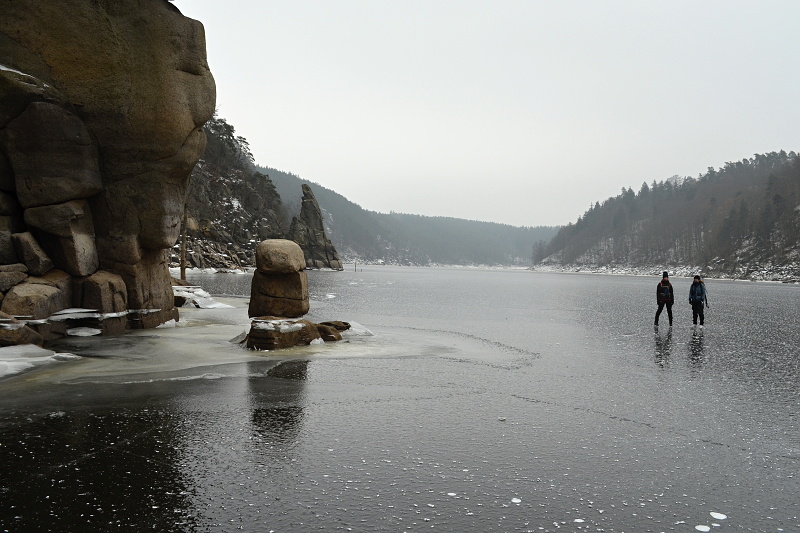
[
  {"x1": 12, "y1": 232, "x2": 53, "y2": 276},
  {"x1": 246, "y1": 317, "x2": 321, "y2": 351},
  {"x1": 1, "y1": 282, "x2": 64, "y2": 319},
  {"x1": 319, "y1": 320, "x2": 352, "y2": 331},
  {"x1": 26, "y1": 269, "x2": 72, "y2": 307},
  {"x1": 79, "y1": 270, "x2": 127, "y2": 313},
  {"x1": 25, "y1": 200, "x2": 99, "y2": 276},
  {"x1": 0, "y1": 321, "x2": 44, "y2": 347},
  {"x1": 0, "y1": 270, "x2": 27, "y2": 292},
  {"x1": 0, "y1": 263, "x2": 28, "y2": 273},
  {"x1": 316, "y1": 323, "x2": 342, "y2": 342},
  {"x1": 255, "y1": 239, "x2": 306, "y2": 273},
  {"x1": 248, "y1": 270, "x2": 309, "y2": 318}
]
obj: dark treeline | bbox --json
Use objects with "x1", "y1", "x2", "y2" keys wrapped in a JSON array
[
  {"x1": 536, "y1": 151, "x2": 800, "y2": 278},
  {"x1": 258, "y1": 165, "x2": 557, "y2": 265},
  {"x1": 184, "y1": 116, "x2": 287, "y2": 260}
]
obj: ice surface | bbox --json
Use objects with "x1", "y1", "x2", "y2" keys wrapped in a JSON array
[
  {"x1": 66, "y1": 327, "x2": 102, "y2": 337},
  {"x1": 0, "y1": 344, "x2": 80, "y2": 378},
  {"x1": 173, "y1": 286, "x2": 234, "y2": 309}
]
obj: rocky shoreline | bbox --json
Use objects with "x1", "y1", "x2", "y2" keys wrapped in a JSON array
[{"x1": 532, "y1": 262, "x2": 800, "y2": 283}]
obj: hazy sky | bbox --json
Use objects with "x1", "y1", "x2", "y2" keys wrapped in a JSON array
[{"x1": 173, "y1": 0, "x2": 800, "y2": 227}]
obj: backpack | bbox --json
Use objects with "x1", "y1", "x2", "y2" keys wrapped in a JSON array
[{"x1": 659, "y1": 281, "x2": 671, "y2": 301}]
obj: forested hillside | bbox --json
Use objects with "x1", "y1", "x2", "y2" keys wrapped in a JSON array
[
  {"x1": 175, "y1": 113, "x2": 558, "y2": 268},
  {"x1": 536, "y1": 151, "x2": 800, "y2": 280},
  {"x1": 258, "y1": 165, "x2": 557, "y2": 266}
]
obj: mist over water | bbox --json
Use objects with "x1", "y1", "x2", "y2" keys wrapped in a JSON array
[{"x1": 1, "y1": 266, "x2": 797, "y2": 532}]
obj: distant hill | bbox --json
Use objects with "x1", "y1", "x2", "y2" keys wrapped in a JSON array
[
  {"x1": 535, "y1": 151, "x2": 800, "y2": 281},
  {"x1": 172, "y1": 113, "x2": 559, "y2": 269},
  {"x1": 257, "y1": 165, "x2": 558, "y2": 266}
]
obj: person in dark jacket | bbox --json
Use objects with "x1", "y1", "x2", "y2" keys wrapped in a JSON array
[
  {"x1": 689, "y1": 275, "x2": 708, "y2": 326},
  {"x1": 654, "y1": 271, "x2": 674, "y2": 327}
]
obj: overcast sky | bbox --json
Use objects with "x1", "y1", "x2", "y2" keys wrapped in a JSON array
[{"x1": 173, "y1": 0, "x2": 800, "y2": 227}]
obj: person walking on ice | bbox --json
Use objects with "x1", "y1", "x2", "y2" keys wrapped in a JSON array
[
  {"x1": 689, "y1": 275, "x2": 708, "y2": 327},
  {"x1": 654, "y1": 271, "x2": 674, "y2": 327}
]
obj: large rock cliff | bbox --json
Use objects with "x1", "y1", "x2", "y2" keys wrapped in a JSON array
[{"x1": 0, "y1": 0, "x2": 215, "y2": 342}]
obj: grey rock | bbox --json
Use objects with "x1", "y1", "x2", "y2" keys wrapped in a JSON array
[
  {"x1": 255, "y1": 239, "x2": 306, "y2": 273},
  {"x1": 79, "y1": 270, "x2": 127, "y2": 313},
  {"x1": 1, "y1": 282, "x2": 65, "y2": 319},
  {"x1": 0, "y1": 271, "x2": 27, "y2": 292},
  {"x1": 25, "y1": 200, "x2": 99, "y2": 277},
  {"x1": 287, "y1": 184, "x2": 343, "y2": 270},
  {"x1": 12, "y1": 232, "x2": 53, "y2": 276},
  {"x1": 248, "y1": 270, "x2": 309, "y2": 318},
  {"x1": 2, "y1": 101, "x2": 103, "y2": 208},
  {"x1": 246, "y1": 317, "x2": 321, "y2": 350}
]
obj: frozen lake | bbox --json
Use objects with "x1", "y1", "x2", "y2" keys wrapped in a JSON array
[{"x1": 1, "y1": 266, "x2": 798, "y2": 532}]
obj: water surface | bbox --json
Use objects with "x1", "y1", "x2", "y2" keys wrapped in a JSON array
[{"x1": 1, "y1": 266, "x2": 797, "y2": 532}]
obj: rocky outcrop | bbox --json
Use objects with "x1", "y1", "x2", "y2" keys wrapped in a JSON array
[
  {"x1": 244, "y1": 239, "x2": 349, "y2": 350},
  {"x1": 287, "y1": 185, "x2": 343, "y2": 270},
  {"x1": 0, "y1": 0, "x2": 215, "y2": 341},
  {"x1": 248, "y1": 240, "x2": 309, "y2": 318}
]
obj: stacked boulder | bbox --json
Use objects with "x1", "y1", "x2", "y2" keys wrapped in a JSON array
[{"x1": 246, "y1": 239, "x2": 349, "y2": 350}]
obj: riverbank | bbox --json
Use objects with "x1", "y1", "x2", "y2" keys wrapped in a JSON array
[{"x1": 533, "y1": 262, "x2": 800, "y2": 283}]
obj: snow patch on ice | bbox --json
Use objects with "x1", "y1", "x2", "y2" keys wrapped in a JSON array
[
  {"x1": 252, "y1": 319, "x2": 304, "y2": 333},
  {"x1": 173, "y1": 286, "x2": 234, "y2": 309},
  {"x1": 0, "y1": 345, "x2": 81, "y2": 378}
]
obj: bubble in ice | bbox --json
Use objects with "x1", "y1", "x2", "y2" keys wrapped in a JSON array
[
  {"x1": 695, "y1": 526, "x2": 711, "y2": 532},
  {"x1": 709, "y1": 512, "x2": 727, "y2": 520},
  {"x1": 511, "y1": 497, "x2": 521, "y2": 504},
  {"x1": 574, "y1": 519, "x2": 585, "y2": 523},
  {"x1": 447, "y1": 493, "x2": 457, "y2": 497}
]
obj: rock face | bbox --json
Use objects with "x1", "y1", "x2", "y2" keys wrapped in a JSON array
[
  {"x1": 248, "y1": 240, "x2": 309, "y2": 318},
  {"x1": 0, "y1": 0, "x2": 215, "y2": 342},
  {"x1": 287, "y1": 185, "x2": 343, "y2": 270}
]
